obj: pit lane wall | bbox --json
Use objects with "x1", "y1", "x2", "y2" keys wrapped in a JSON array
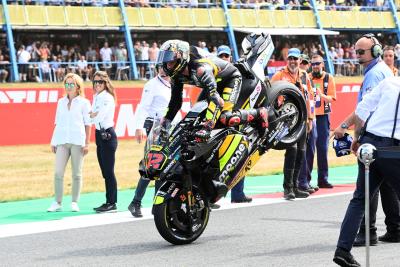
[{"x1": 1, "y1": 82, "x2": 357, "y2": 146}]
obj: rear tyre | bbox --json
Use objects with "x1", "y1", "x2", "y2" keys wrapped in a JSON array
[
  {"x1": 153, "y1": 190, "x2": 210, "y2": 245},
  {"x1": 267, "y1": 81, "x2": 307, "y2": 150}
]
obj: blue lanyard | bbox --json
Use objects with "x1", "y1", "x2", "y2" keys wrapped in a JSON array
[{"x1": 157, "y1": 75, "x2": 170, "y2": 88}]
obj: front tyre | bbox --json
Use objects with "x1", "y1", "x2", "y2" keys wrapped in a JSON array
[
  {"x1": 153, "y1": 192, "x2": 210, "y2": 245},
  {"x1": 267, "y1": 81, "x2": 307, "y2": 150}
]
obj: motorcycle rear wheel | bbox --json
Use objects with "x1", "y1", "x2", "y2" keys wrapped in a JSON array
[
  {"x1": 267, "y1": 81, "x2": 307, "y2": 150},
  {"x1": 153, "y1": 192, "x2": 210, "y2": 245}
]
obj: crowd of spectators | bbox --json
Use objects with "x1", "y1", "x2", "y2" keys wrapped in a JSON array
[
  {"x1": 5, "y1": 0, "x2": 398, "y2": 11},
  {"x1": 1, "y1": 39, "x2": 219, "y2": 82},
  {"x1": 10, "y1": 40, "x2": 132, "y2": 82},
  {"x1": 0, "y1": 36, "x2": 399, "y2": 83}
]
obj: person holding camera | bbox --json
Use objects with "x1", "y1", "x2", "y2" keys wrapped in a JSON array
[
  {"x1": 48, "y1": 73, "x2": 91, "y2": 212},
  {"x1": 90, "y1": 71, "x2": 119, "y2": 213}
]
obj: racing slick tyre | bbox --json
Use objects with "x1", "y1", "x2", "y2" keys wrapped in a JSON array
[
  {"x1": 267, "y1": 81, "x2": 307, "y2": 150},
  {"x1": 153, "y1": 190, "x2": 210, "y2": 245}
]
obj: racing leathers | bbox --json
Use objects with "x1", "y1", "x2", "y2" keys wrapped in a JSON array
[{"x1": 163, "y1": 46, "x2": 242, "y2": 141}]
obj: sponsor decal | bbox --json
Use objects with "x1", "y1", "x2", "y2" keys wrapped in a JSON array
[
  {"x1": 0, "y1": 90, "x2": 58, "y2": 104},
  {"x1": 337, "y1": 84, "x2": 361, "y2": 93},
  {"x1": 167, "y1": 183, "x2": 176, "y2": 194},
  {"x1": 218, "y1": 143, "x2": 247, "y2": 182},
  {"x1": 1, "y1": 87, "x2": 193, "y2": 145},
  {"x1": 163, "y1": 159, "x2": 176, "y2": 174},
  {"x1": 171, "y1": 188, "x2": 179, "y2": 198},
  {"x1": 206, "y1": 141, "x2": 223, "y2": 164},
  {"x1": 229, "y1": 78, "x2": 240, "y2": 102},
  {"x1": 249, "y1": 82, "x2": 262, "y2": 108},
  {"x1": 245, "y1": 160, "x2": 252, "y2": 172},
  {"x1": 228, "y1": 150, "x2": 261, "y2": 190}
]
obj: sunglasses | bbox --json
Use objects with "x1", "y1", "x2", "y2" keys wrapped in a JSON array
[
  {"x1": 288, "y1": 56, "x2": 299, "y2": 61},
  {"x1": 65, "y1": 82, "x2": 75, "y2": 90},
  {"x1": 93, "y1": 80, "x2": 105, "y2": 85},
  {"x1": 311, "y1": 62, "x2": 322, "y2": 66},
  {"x1": 301, "y1": 60, "x2": 310, "y2": 65},
  {"x1": 356, "y1": 49, "x2": 371, "y2": 55},
  {"x1": 219, "y1": 54, "x2": 230, "y2": 58}
]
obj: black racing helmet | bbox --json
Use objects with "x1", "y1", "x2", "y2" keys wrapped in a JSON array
[{"x1": 157, "y1": 40, "x2": 190, "y2": 78}]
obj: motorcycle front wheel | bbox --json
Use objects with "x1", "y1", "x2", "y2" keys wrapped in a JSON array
[
  {"x1": 267, "y1": 81, "x2": 307, "y2": 150},
  {"x1": 153, "y1": 190, "x2": 210, "y2": 245}
]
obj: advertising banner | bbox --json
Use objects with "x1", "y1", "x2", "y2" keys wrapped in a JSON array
[
  {"x1": 1, "y1": 82, "x2": 359, "y2": 146},
  {"x1": 1, "y1": 86, "x2": 195, "y2": 146}
]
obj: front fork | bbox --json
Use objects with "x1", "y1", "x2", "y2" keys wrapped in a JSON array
[{"x1": 178, "y1": 171, "x2": 192, "y2": 236}]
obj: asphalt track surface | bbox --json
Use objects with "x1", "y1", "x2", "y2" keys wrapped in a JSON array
[{"x1": 2, "y1": 193, "x2": 400, "y2": 267}]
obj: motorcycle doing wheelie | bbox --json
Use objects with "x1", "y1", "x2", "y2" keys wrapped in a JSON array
[{"x1": 140, "y1": 33, "x2": 308, "y2": 245}]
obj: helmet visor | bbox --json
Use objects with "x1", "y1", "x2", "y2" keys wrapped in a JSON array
[{"x1": 157, "y1": 50, "x2": 176, "y2": 64}]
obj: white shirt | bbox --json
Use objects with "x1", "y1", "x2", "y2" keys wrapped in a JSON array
[
  {"x1": 51, "y1": 95, "x2": 91, "y2": 147},
  {"x1": 100, "y1": 47, "x2": 112, "y2": 61},
  {"x1": 77, "y1": 59, "x2": 88, "y2": 70},
  {"x1": 91, "y1": 90, "x2": 115, "y2": 130},
  {"x1": 134, "y1": 75, "x2": 171, "y2": 130},
  {"x1": 356, "y1": 76, "x2": 400, "y2": 140},
  {"x1": 140, "y1": 46, "x2": 149, "y2": 61},
  {"x1": 17, "y1": 50, "x2": 31, "y2": 63}
]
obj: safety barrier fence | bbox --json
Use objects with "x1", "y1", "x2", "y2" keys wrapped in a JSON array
[{"x1": 0, "y1": 58, "x2": 381, "y2": 84}]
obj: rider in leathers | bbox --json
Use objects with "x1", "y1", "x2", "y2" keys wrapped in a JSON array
[{"x1": 157, "y1": 40, "x2": 266, "y2": 198}]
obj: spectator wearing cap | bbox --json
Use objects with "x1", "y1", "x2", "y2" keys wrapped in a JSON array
[
  {"x1": 217, "y1": 45, "x2": 252, "y2": 204},
  {"x1": 299, "y1": 54, "x2": 336, "y2": 193},
  {"x1": 271, "y1": 48, "x2": 315, "y2": 200},
  {"x1": 217, "y1": 45, "x2": 232, "y2": 61},
  {"x1": 299, "y1": 54, "x2": 311, "y2": 72}
]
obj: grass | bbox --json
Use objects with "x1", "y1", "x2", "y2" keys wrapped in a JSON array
[{"x1": 0, "y1": 135, "x2": 357, "y2": 203}]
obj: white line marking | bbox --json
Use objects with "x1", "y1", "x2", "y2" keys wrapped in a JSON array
[{"x1": 0, "y1": 191, "x2": 353, "y2": 239}]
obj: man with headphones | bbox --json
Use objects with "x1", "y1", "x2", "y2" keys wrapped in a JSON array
[
  {"x1": 383, "y1": 45, "x2": 399, "y2": 76},
  {"x1": 298, "y1": 54, "x2": 336, "y2": 193},
  {"x1": 333, "y1": 34, "x2": 397, "y2": 267}
]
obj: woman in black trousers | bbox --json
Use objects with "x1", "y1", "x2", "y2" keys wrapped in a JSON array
[{"x1": 90, "y1": 71, "x2": 118, "y2": 213}]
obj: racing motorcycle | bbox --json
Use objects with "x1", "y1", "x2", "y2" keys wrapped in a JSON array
[{"x1": 140, "y1": 33, "x2": 308, "y2": 245}]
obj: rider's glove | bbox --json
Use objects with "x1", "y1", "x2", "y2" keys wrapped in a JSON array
[
  {"x1": 194, "y1": 120, "x2": 213, "y2": 142},
  {"x1": 209, "y1": 90, "x2": 224, "y2": 109}
]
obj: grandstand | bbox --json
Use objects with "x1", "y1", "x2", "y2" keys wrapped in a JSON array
[{"x1": 1, "y1": 0, "x2": 400, "y2": 82}]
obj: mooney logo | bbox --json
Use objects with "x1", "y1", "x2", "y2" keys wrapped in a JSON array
[
  {"x1": 0, "y1": 90, "x2": 59, "y2": 104},
  {"x1": 219, "y1": 143, "x2": 247, "y2": 182}
]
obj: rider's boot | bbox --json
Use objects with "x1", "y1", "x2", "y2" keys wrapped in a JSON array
[
  {"x1": 283, "y1": 168, "x2": 295, "y2": 200},
  {"x1": 219, "y1": 108, "x2": 268, "y2": 128}
]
